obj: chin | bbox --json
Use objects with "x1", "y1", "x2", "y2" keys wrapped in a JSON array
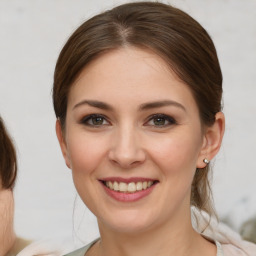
[
  {"x1": 108, "y1": 221, "x2": 152, "y2": 234},
  {"x1": 99, "y1": 210, "x2": 158, "y2": 234}
]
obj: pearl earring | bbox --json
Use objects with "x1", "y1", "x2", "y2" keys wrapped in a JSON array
[{"x1": 203, "y1": 158, "x2": 210, "y2": 164}]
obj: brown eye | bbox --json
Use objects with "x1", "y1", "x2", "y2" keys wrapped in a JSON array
[
  {"x1": 91, "y1": 116, "x2": 104, "y2": 125},
  {"x1": 145, "y1": 114, "x2": 176, "y2": 127},
  {"x1": 153, "y1": 117, "x2": 166, "y2": 126},
  {"x1": 81, "y1": 114, "x2": 110, "y2": 126}
]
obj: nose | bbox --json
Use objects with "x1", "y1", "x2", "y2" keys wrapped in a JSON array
[{"x1": 108, "y1": 125, "x2": 146, "y2": 169}]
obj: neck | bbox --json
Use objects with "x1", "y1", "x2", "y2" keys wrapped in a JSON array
[
  {"x1": 98, "y1": 226, "x2": 196, "y2": 256},
  {"x1": 93, "y1": 207, "x2": 215, "y2": 256}
]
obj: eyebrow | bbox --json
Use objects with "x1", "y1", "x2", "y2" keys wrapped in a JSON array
[
  {"x1": 139, "y1": 100, "x2": 186, "y2": 112},
  {"x1": 73, "y1": 100, "x2": 114, "y2": 111},
  {"x1": 73, "y1": 99, "x2": 186, "y2": 112}
]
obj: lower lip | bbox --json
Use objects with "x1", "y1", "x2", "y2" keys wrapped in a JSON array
[{"x1": 101, "y1": 183, "x2": 157, "y2": 202}]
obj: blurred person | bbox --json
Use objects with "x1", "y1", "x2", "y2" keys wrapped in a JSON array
[
  {"x1": 1, "y1": 117, "x2": 68, "y2": 256},
  {"x1": 0, "y1": 116, "x2": 30, "y2": 256}
]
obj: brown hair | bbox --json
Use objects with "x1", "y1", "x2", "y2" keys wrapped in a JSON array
[
  {"x1": 53, "y1": 2, "x2": 222, "y2": 215},
  {"x1": 0, "y1": 116, "x2": 17, "y2": 189}
]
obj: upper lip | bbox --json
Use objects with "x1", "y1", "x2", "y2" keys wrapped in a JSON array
[{"x1": 99, "y1": 177, "x2": 158, "y2": 183}]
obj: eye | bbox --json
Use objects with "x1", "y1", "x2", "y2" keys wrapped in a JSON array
[
  {"x1": 80, "y1": 114, "x2": 110, "y2": 127},
  {"x1": 145, "y1": 114, "x2": 176, "y2": 127}
]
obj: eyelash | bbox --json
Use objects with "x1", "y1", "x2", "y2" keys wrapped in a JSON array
[{"x1": 80, "y1": 113, "x2": 177, "y2": 128}]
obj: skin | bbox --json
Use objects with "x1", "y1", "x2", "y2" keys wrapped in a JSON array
[
  {"x1": 0, "y1": 186, "x2": 15, "y2": 256},
  {"x1": 57, "y1": 47, "x2": 225, "y2": 256}
]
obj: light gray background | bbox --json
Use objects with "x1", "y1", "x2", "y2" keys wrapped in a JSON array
[{"x1": 0, "y1": 0, "x2": 255, "y2": 246}]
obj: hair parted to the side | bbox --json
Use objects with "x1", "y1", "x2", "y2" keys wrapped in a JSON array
[
  {"x1": 0, "y1": 116, "x2": 17, "y2": 189},
  {"x1": 53, "y1": 1, "x2": 223, "y2": 216}
]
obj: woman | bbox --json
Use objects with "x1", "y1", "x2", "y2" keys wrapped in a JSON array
[
  {"x1": 0, "y1": 116, "x2": 31, "y2": 256},
  {"x1": 53, "y1": 2, "x2": 255, "y2": 255}
]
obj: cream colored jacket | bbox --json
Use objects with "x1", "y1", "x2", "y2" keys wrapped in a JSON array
[{"x1": 192, "y1": 207, "x2": 256, "y2": 255}]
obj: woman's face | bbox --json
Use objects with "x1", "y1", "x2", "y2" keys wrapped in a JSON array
[
  {"x1": 57, "y1": 47, "x2": 210, "y2": 233},
  {"x1": 0, "y1": 184, "x2": 15, "y2": 256}
]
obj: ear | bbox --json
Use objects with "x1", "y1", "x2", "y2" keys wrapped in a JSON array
[
  {"x1": 197, "y1": 112, "x2": 225, "y2": 168},
  {"x1": 56, "y1": 120, "x2": 71, "y2": 169}
]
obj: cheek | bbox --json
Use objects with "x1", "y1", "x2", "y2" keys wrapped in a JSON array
[
  {"x1": 66, "y1": 132, "x2": 111, "y2": 215},
  {"x1": 67, "y1": 132, "x2": 108, "y2": 176},
  {"x1": 148, "y1": 131, "x2": 202, "y2": 175}
]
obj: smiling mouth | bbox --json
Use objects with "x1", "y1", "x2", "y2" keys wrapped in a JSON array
[{"x1": 102, "y1": 180, "x2": 158, "y2": 193}]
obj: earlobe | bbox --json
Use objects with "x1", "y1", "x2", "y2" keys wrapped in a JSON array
[
  {"x1": 56, "y1": 120, "x2": 71, "y2": 169},
  {"x1": 197, "y1": 112, "x2": 225, "y2": 168}
]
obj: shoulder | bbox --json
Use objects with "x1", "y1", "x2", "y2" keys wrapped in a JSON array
[
  {"x1": 221, "y1": 241, "x2": 256, "y2": 256},
  {"x1": 191, "y1": 207, "x2": 256, "y2": 256}
]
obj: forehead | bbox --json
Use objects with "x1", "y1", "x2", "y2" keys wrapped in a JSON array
[{"x1": 68, "y1": 47, "x2": 198, "y2": 112}]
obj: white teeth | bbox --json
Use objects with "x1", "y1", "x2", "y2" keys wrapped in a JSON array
[
  {"x1": 113, "y1": 181, "x2": 119, "y2": 191},
  {"x1": 127, "y1": 182, "x2": 136, "y2": 192},
  {"x1": 106, "y1": 181, "x2": 113, "y2": 189},
  {"x1": 136, "y1": 182, "x2": 143, "y2": 191},
  {"x1": 119, "y1": 182, "x2": 127, "y2": 192},
  {"x1": 147, "y1": 181, "x2": 153, "y2": 187},
  {"x1": 105, "y1": 180, "x2": 155, "y2": 193},
  {"x1": 109, "y1": 181, "x2": 113, "y2": 189}
]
